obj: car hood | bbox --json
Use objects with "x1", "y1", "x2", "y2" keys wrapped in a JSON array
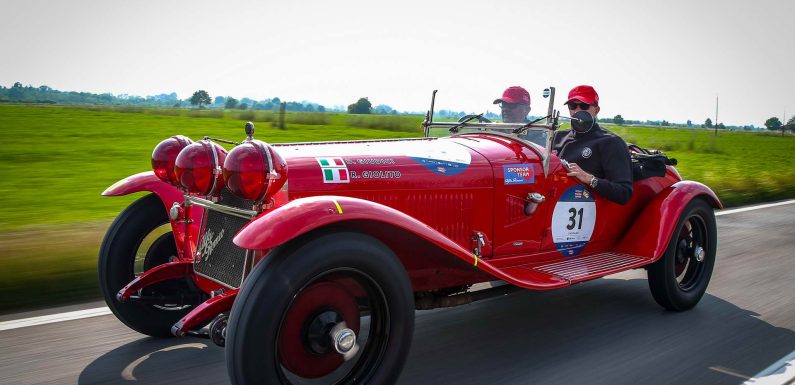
[{"x1": 272, "y1": 137, "x2": 494, "y2": 193}]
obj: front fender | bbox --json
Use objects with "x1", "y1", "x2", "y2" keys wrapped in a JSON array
[
  {"x1": 234, "y1": 195, "x2": 570, "y2": 290},
  {"x1": 102, "y1": 171, "x2": 184, "y2": 207},
  {"x1": 103, "y1": 171, "x2": 200, "y2": 260},
  {"x1": 615, "y1": 181, "x2": 722, "y2": 260},
  {"x1": 234, "y1": 195, "x2": 473, "y2": 253}
]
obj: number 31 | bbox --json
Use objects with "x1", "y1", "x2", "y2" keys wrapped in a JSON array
[{"x1": 567, "y1": 207, "x2": 584, "y2": 230}]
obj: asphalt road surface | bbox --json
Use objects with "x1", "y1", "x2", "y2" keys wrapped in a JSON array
[{"x1": 1, "y1": 202, "x2": 794, "y2": 385}]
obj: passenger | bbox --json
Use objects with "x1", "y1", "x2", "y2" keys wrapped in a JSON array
[
  {"x1": 493, "y1": 86, "x2": 545, "y2": 146},
  {"x1": 493, "y1": 86, "x2": 531, "y2": 123},
  {"x1": 552, "y1": 85, "x2": 633, "y2": 204}
]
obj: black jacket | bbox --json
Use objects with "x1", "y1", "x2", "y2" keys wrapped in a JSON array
[{"x1": 552, "y1": 124, "x2": 633, "y2": 204}]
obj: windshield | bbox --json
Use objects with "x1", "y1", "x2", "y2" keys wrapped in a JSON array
[
  {"x1": 421, "y1": 87, "x2": 561, "y2": 176},
  {"x1": 425, "y1": 123, "x2": 550, "y2": 148}
]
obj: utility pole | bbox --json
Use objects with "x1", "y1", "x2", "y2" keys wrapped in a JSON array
[
  {"x1": 783, "y1": 107, "x2": 787, "y2": 137},
  {"x1": 714, "y1": 95, "x2": 719, "y2": 136}
]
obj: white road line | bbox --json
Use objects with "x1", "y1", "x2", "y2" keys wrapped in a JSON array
[
  {"x1": 1, "y1": 199, "x2": 794, "y2": 332},
  {"x1": 0, "y1": 307, "x2": 111, "y2": 331},
  {"x1": 716, "y1": 199, "x2": 795, "y2": 216},
  {"x1": 743, "y1": 350, "x2": 795, "y2": 385}
]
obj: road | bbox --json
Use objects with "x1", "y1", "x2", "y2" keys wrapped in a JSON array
[{"x1": 1, "y1": 202, "x2": 794, "y2": 385}]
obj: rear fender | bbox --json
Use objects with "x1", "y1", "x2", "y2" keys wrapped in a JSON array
[
  {"x1": 614, "y1": 181, "x2": 722, "y2": 260},
  {"x1": 102, "y1": 171, "x2": 201, "y2": 260}
]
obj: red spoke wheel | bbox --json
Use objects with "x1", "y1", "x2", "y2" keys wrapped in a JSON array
[
  {"x1": 227, "y1": 231, "x2": 414, "y2": 385},
  {"x1": 278, "y1": 280, "x2": 361, "y2": 378}
]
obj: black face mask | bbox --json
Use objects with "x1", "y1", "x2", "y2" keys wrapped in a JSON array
[{"x1": 571, "y1": 110, "x2": 595, "y2": 133}]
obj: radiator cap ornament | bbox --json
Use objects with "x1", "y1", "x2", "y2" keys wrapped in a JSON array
[{"x1": 245, "y1": 121, "x2": 254, "y2": 141}]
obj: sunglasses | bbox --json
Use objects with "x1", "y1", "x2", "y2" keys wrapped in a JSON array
[
  {"x1": 567, "y1": 102, "x2": 591, "y2": 110},
  {"x1": 499, "y1": 103, "x2": 525, "y2": 110}
]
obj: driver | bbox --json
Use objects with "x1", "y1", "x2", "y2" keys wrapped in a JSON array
[
  {"x1": 552, "y1": 85, "x2": 633, "y2": 204},
  {"x1": 493, "y1": 86, "x2": 545, "y2": 145}
]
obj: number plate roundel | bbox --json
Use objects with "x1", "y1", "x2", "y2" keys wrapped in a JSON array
[{"x1": 551, "y1": 186, "x2": 596, "y2": 256}]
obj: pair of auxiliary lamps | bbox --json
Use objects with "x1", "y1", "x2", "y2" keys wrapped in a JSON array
[{"x1": 150, "y1": 123, "x2": 287, "y2": 203}]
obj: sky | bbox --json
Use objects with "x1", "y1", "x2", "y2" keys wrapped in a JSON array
[{"x1": 1, "y1": 0, "x2": 793, "y2": 127}]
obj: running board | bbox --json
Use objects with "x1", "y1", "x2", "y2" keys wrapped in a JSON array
[
  {"x1": 485, "y1": 252, "x2": 654, "y2": 290},
  {"x1": 533, "y1": 252, "x2": 650, "y2": 282}
]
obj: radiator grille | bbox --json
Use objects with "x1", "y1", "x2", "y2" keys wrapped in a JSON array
[{"x1": 193, "y1": 190, "x2": 255, "y2": 288}]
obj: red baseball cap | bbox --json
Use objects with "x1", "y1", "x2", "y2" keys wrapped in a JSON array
[
  {"x1": 565, "y1": 85, "x2": 599, "y2": 105},
  {"x1": 493, "y1": 86, "x2": 530, "y2": 105}
]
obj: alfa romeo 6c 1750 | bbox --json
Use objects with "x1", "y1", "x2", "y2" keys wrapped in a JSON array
[{"x1": 99, "y1": 88, "x2": 720, "y2": 384}]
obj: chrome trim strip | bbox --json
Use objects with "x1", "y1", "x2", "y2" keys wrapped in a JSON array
[{"x1": 185, "y1": 195, "x2": 256, "y2": 219}]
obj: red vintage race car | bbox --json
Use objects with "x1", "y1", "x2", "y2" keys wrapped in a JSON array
[{"x1": 99, "y1": 88, "x2": 720, "y2": 385}]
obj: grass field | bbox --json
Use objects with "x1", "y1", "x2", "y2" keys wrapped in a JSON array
[{"x1": 1, "y1": 104, "x2": 794, "y2": 313}]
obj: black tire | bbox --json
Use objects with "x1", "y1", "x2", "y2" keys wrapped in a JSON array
[
  {"x1": 226, "y1": 231, "x2": 415, "y2": 385},
  {"x1": 648, "y1": 198, "x2": 717, "y2": 311},
  {"x1": 98, "y1": 193, "x2": 194, "y2": 337}
]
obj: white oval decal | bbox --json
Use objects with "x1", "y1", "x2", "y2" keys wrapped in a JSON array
[{"x1": 551, "y1": 186, "x2": 596, "y2": 256}]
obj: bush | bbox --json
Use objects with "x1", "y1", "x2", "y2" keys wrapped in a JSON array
[
  {"x1": 345, "y1": 114, "x2": 423, "y2": 132},
  {"x1": 147, "y1": 108, "x2": 182, "y2": 116},
  {"x1": 187, "y1": 109, "x2": 224, "y2": 119},
  {"x1": 228, "y1": 110, "x2": 275, "y2": 122},
  {"x1": 286, "y1": 112, "x2": 331, "y2": 125},
  {"x1": 115, "y1": 106, "x2": 145, "y2": 114},
  {"x1": 234, "y1": 110, "x2": 256, "y2": 121}
]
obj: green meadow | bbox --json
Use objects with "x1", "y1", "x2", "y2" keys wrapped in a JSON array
[{"x1": 1, "y1": 104, "x2": 794, "y2": 312}]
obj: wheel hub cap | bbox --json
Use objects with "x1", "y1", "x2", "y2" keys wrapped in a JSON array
[
  {"x1": 693, "y1": 246, "x2": 705, "y2": 262},
  {"x1": 334, "y1": 327, "x2": 356, "y2": 354},
  {"x1": 278, "y1": 281, "x2": 361, "y2": 378}
]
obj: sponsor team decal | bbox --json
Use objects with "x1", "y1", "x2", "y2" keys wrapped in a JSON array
[
  {"x1": 317, "y1": 157, "x2": 350, "y2": 183},
  {"x1": 503, "y1": 163, "x2": 535, "y2": 185},
  {"x1": 551, "y1": 186, "x2": 596, "y2": 257}
]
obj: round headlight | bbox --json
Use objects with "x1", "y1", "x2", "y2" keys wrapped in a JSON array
[
  {"x1": 175, "y1": 140, "x2": 227, "y2": 196},
  {"x1": 152, "y1": 135, "x2": 193, "y2": 185},
  {"x1": 223, "y1": 140, "x2": 287, "y2": 202}
]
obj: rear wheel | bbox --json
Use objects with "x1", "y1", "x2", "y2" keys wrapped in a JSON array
[
  {"x1": 226, "y1": 231, "x2": 414, "y2": 385},
  {"x1": 648, "y1": 198, "x2": 717, "y2": 311},
  {"x1": 98, "y1": 193, "x2": 197, "y2": 337}
]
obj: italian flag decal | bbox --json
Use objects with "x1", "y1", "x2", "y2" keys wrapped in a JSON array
[{"x1": 316, "y1": 157, "x2": 350, "y2": 183}]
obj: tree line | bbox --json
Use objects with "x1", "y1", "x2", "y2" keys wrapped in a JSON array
[
  {"x1": 3, "y1": 82, "x2": 791, "y2": 128},
  {"x1": 763, "y1": 116, "x2": 795, "y2": 132},
  {"x1": 0, "y1": 83, "x2": 327, "y2": 113},
  {"x1": 605, "y1": 114, "x2": 765, "y2": 131}
]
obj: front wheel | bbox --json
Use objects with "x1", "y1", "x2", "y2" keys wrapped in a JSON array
[
  {"x1": 648, "y1": 198, "x2": 717, "y2": 311},
  {"x1": 98, "y1": 193, "x2": 197, "y2": 337},
  {"x1": 226, "y1": 231, "x2": 415, "y2": 385}
]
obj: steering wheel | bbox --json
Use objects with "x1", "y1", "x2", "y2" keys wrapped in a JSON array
[{"x1": 457, "y1": 114, "x2": 492, "y2": 123}]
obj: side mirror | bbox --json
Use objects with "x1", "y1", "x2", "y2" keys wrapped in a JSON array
[{"x1": 571, "y1": 110, "x2": 595, "y2": 133}]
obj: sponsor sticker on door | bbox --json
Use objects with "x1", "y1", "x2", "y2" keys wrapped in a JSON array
[{"x1": 503, "y1": 164, "x2": 535, "y2": 185}]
